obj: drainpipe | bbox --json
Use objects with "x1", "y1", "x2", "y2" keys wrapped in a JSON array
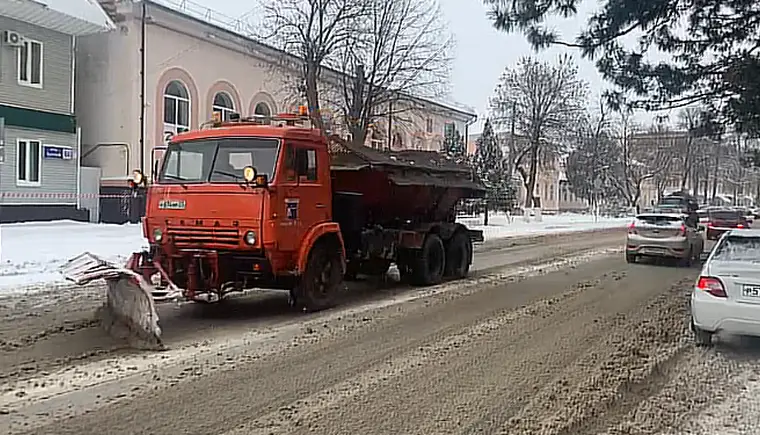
[
  {"x1": 465, "y1": 114, "x2": 477, "y2": 155},
  {"x1": 139, "y1": 0, "x2": 147, "y2": 174},
  {"x1": 76, "y1": 127, "x2": 82, "y2": 210}
]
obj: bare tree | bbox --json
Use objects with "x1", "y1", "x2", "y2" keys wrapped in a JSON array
[
  {"x1": 565, "y1": 99, "x2": 618, "y2": 212},
  {"x1": 338, "y1": 0, "x2": 452, "y2": 146},
  {"x1": 608, "y1": 112, "x2": 672, "y2": 207},
  {"x1": 675, "y1": 107, "x2": 702, "y2": 190},
  {"x1": 491, "y1": 55, "x2": 588, "y2": 207},
  {"x1": 259, "y1": 0, "x2": 367, "y2": 130}
]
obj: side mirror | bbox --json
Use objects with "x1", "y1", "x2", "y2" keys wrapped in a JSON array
[{"x1": 153, "y1": 160, "x2": 159, "y2": 181}]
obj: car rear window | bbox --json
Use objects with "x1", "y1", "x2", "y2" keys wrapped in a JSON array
[
  {"x1": 712, "y1": 236, "x2": 760, "y2": 262},
  {"x1": 635, "y1": 215, "x2": 683, "y2": 226},
  {"x1": 709, "y1": 210, "x2": 742, "y2": 220}
]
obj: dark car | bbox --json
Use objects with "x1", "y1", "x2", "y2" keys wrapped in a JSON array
[{"x1": 706, "y1": 209, "x2": 750, "y2": 240}]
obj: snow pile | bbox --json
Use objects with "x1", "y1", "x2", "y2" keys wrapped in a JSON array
[
  {"x1": 0, "y1": 220, "x2": 145, "y2": 292},
  {"x1": 0, "y1": 214, "x2": 628, "y2": 293},
  {"x1": 457, "y1": 213, "x2": 630, "y2": 241}
]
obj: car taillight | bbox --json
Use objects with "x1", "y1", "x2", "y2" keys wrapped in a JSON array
[
  {"x1": 680, "y1": 224, "x2": 687, "y2": 236},
  {"x1": 628, "y1": 222, "x2": 637, "y2": 235},
  {"x1": 737, "y1": 223, "x2": 745, "y2": 228},
  {"x1": 707, "y1": 222, "x2": 714, "y2": 228},
  {"x1": 696, "y1": 276, "x2": 727, "y2": 298}
]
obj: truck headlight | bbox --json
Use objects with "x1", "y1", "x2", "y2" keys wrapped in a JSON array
[
  {"x1": 244, "y1": 230, "x2": 256, "y2": 245},
  {"x1": 153, "y1": 227, "x2": 163, "y2": 242}
]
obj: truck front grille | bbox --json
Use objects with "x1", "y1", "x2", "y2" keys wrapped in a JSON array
[{"x1": 167, "y1": 226, "x2": 240, "y2": 247}]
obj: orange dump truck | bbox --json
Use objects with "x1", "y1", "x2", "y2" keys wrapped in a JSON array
[{"x1": 63, "y1": 112, "x2": 485, "y2": 347}]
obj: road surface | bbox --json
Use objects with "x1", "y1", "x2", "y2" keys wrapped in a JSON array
[{"x1": 1, "y1": 228, "x2": 758, "y2": 435}]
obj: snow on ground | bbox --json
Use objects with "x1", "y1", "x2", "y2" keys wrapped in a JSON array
[
  {"x1": 0, "y1": 221, "x2": 145, "y2": 292},
  {"x1": 0, "y1": 213, "x2": 629, "y2": 293},
  {"x1": 459, "y1": 213, "x2": 631, "y2": 241}
]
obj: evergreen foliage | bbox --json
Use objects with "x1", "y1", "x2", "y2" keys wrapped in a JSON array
[
  {"x1": 484, "y1": 0, "x2": 760, "y2": 136},
  {"x1": 473, "y1": 119, "x2": 517, "y2": 211}
]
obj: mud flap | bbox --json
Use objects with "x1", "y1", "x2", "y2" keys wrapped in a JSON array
[{"x1": 60, "y1": 252, "x2": 166, "y2": 350}]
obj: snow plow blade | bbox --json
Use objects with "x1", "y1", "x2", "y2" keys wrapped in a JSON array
[{"x1": 60, "y1": 252, "x2": 166, "y2": 350}]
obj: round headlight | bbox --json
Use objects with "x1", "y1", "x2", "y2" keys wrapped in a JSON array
[
  {"x1": 244, "y1": 230, "x2": 256, "y2": 245},
  {"x1": 153, "y1": 227, "x2": 163, "y2": 242}
]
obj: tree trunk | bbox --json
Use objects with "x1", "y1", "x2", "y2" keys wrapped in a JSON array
[
  {"x1": 348, "y1": 64, "x2": 365, "y2": 146},
  {"x1": 305, "y1": 61, "x2": 324, "y2": 131},
  {"x1": 525, "y1": 141, "x2": 539, "y2": 208},
  {"x1": 680, "y1": 138, "x2": 692, "y2": 190},
  {"x1": 711, "y1": 148, "x2": 721, "y2": 202}
]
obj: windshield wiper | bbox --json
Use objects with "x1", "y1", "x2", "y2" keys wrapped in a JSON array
[
  {"x1": 211, "y1": 169, "x2": 239, "y2": 179},
  {"x1": 160, "y1": 173, "x2": 189, "y2": 188},
  {"x1": 161, "y1": 174, "x2": 186, "y2": 180}
]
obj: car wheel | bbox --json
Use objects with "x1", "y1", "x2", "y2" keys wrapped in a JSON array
[
  {"x1": 692, "y1": 320, "x2": 713, "y2": 347},
  {"x1": 625, "y1": 252, "x2": 636, "y2": 264},
  {"x1": 692, "y1": 246, "x2": 702, "y2": 266},
  {"x1": 679, "y1": 249, "x2": 693, "y2": 267}
]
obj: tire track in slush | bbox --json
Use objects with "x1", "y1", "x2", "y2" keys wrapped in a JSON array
[
  {"x1": 0, "y1": 230, "x2": 623, "y2": 384},
  {"x1": 500, "y1": 276, "x2": 696, "y2": 435},
  {"x1": 10, "y1": 250, "x2": 622, "y2": 435},
  {"x1": 221, "y1": 277, "x2": 614, "y2": 434},
  {"x1": 275, "y1": 265, "x2": 695, "y2": 435}
]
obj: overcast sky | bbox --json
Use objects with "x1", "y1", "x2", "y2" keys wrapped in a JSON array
[{"x1": 180, "y1": 0, "x2": 666, "y2": 133}]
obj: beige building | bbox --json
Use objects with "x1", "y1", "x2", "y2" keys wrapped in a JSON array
[
  {"x1": 467, "y1": 132, "x2": 589, "y2": 213},
  {"x1": 77, "y1": 0, "x2": 476, "y2": 187}
]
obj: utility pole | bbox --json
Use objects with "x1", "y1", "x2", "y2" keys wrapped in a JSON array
[{"x1": 139, "y1": 0, "x2": 147, "y2": 174}]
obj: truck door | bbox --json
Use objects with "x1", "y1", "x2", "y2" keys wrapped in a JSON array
[{"x1": 277, "y1": 142, "x2": 328, "y2": 255}]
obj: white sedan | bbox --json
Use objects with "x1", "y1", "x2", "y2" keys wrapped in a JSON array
[{"x1": 691, "y1": 229, "x2": 760, "y2": 346}]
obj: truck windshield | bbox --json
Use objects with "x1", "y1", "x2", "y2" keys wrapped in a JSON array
[{"x1": 158, "y1": 137, "x2": 279, "y2": 183}]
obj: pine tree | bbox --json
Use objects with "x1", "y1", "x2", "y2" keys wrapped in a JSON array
[
  {"x1": 442, "y1": 126, "x2": 466, "y2": 158},
  {"x1": 473, "y1": 119, "x2": 516, "y2": 221}
]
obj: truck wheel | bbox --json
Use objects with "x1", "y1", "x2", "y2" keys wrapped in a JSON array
[
  {"x1": 412, "y1": 234, "x2": 445, "y2": 286},
  {"x1": 445, "y1": 231, "x2": 471, "y2": 279},
  {"x1": 295, "y1": 242, "x2": 343, "y2": 311}
]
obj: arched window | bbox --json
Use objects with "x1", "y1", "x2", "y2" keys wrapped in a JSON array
[
  {"x1": 212, "y1": 92, "x2": 235, "y2": 121},
  {"x1": 254, "y1": 102, "x2": 271, "y2": 117},
  {"x1": 163, "y1": 80, "x2": 190, "y2": 138}
]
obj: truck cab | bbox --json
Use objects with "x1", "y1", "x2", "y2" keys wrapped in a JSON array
[{"x1": 134, "y1": 112, "x2": 345, "y2": 308}]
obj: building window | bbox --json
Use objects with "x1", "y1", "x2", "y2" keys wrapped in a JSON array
[
  {"x1": 163, "y1": 80, "x2": 190, "y2": 137},
  {"x1": 16, "y1": 139, "x2": 41, "y2": 186},
  {"x1": 18, "y1": 39, "x2": 43, "y2": 88},
  {"x1": 254, "y1": 102, "x2": 271, "y2": 117},
  {"x1": 444, "y1": 122, "x2": 455, "y2": 137},
  {"x1": 212, "y1": 92, "x2": 235, "y2": 121},
  {"x1": 426, "y1": 118, "x2": 433, "y2": 133},
  {"x1": 550, "y1": 184, "x2": 555, "y2": 200}
]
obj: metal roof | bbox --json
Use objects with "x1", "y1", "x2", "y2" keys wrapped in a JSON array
[{"x1": 0, "y1": 0, "x2": 116, "y2": 35}]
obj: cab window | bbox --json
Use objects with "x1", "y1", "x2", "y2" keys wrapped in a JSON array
[{"x1": 284, "y1": 145, "x2": 318, "y2": 182}]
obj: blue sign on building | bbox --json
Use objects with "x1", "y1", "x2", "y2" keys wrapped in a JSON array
[{"x1": 43, "y1": 145, "x2": 73, "y2": 160}]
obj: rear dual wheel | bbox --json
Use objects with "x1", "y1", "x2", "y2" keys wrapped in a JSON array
[
  {"x1": 405, "y1": 231, "x2": 471, "y2": 286},
  {"x1": 411, "y1": 234, "x2": 446, "y2": 286}
]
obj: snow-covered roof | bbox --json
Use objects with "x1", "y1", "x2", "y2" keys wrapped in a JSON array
[{"x1": 0, "y1": 0, "x2": 116, "y2": 36}]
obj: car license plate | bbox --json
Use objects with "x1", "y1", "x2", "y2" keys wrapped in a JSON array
[
  {"x1": 742, "y1": 285, "x2": 760, "y2": 298},
  {"x1": 642, "y1": 247, "x2": 664, "y2": 255}
]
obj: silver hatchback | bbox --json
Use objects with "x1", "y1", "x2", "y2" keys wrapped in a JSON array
[{"x1": 626, "y1": 212, "x2": 704, "y2": 266}]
